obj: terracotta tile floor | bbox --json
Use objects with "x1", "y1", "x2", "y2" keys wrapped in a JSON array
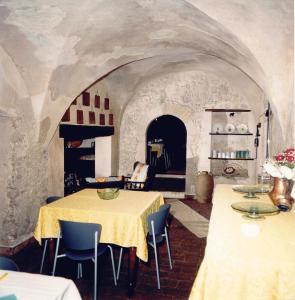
[{"x1": 12, "y1": 199, "x2": 212, "y2": 300}]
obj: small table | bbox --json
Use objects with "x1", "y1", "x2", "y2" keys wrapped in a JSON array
[
  {"x1": 0, "y1": 270, "x2": 81, "y2": 300},
  {"x1": 34, "y1": 189, "x2": 164, "y2": 296},
  {"x1": 189, "y1": 184, "x2": 295, "y2": 300}
]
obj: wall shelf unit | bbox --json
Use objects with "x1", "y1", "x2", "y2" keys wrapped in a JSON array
[
  {"x1": 209, "y1": 133, "x2": 253, "y2": 136},
  {"x1": 205, "y1": 109, "x2": 251, "y2": 112},
  {"x1": 208, "y1": 157, "x2": 255, "y2": 160},
  {"x1": 206, "y1": 108, "x2": 255, "y2": 178}
]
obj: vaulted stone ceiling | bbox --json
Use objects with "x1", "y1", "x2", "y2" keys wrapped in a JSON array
[
  {"x1": 0, "y1": 0, "x2": 293, "y2": 249},
  {"x1": 0, "y1": 0, "x2": 293, "y2": 145}
]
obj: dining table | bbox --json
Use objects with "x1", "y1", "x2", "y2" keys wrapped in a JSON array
[
  {"x1": 34, "y1": 188, "x2": 164, "y2": 297},
  {"x1": 0, "y1": 270, "x2": 81, "y2": 300},
  {"x1": 189, "y1": 184, "x2": 295, "y2": 300}
]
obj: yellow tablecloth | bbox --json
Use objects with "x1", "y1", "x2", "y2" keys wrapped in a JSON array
[
  {"x1": 34, "y1": 189, "x2": 164, "y2": 262},
  {"x1": 189, "y1": 184, "x2": 295, "y2": 300}
]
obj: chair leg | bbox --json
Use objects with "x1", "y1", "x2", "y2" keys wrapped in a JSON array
[
  {"x1": 117, "y1": 247, "x2": 124, "y2": 280},
  {"x1": 40, "y1": 239, "x2": 48, "y2": 273},
  {"x1": 164, "y1": 227, "x2": 173, "y2": 269},
  {"x1": 152, "y1": 221, "x2": 161, "y2": 289},
  {"x1": 77, "y1": 263, "x2": 83, "y2": 279},
  {"x1": 52, "y1": 236, "x2": 61, "y2": 276},
  {"x1": 108, "y1": 246, "x2": 117, "y2": 286},
  {"x1": 94, "y1": 232, "x2": 98, "y2": 300}
]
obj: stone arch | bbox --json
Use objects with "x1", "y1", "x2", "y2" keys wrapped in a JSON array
[
  {"x1": 119, "y1": 101, "x2": 209, "y2": 193},
  {"x1": 119, "y1": 70, "x2": 260, "y2": 193}
]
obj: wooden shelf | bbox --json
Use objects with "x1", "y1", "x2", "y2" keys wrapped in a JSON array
[
  {"x1": 65, "y1": 148, "x2": 94, "y2": 154},
  {"x1": 205, "y1": 109, "x2": 251, "y2": 112},
  {"x1": 209, "y1": 133, "x2": 253, "y2": 136},
  {"x1": 208, "y1": 157, "x2": 255, "y2": 160}
]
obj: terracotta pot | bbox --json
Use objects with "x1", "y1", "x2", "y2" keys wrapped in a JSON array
[
  {"x1": 268, "y1": 177, "x2": 294, "y2": 211},
  {"x1": 196, "y1": 171, "x2": 214, "y2": 203}
]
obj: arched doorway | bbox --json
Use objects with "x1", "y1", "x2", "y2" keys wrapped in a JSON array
[{"x1": 146, "y1": 115, "x2": 187, "y2": 175}]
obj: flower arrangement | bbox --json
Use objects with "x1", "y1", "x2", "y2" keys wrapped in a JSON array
[{"x1": 263, "y1": 148, "x2": 295, "y2": 180}]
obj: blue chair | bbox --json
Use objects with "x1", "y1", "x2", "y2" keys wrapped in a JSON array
[
  {"x1": 52, "y1": 220, "x2": 117, "y2": 300},
  {"x1": 39, "y1": 196, "x2": 62, "y2": 273},
  {"x1": 46, "y1": 196, "x2": 61, "y2": 204},
  {"x1": 117, "y1": 204, "x2": 172, "y2": 289},
  {"x1": 0, "y1": 256, "x2": 19, "y2": 271},
  {"x1": 147, "y1": 204, "x2": 172, "y2": 289}
]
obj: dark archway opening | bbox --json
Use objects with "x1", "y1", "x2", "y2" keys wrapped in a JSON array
[{"x1": 146, "y1": 115, "x2": 187, "y2": 175}]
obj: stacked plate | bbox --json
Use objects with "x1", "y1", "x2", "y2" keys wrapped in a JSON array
[{"x1": 237, "y1": 124, "x2": 248, "y2": 134}]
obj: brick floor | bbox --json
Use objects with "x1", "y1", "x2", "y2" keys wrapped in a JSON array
[{"x1": 12, "y1": 199, "x2": 212, "y2": 300}]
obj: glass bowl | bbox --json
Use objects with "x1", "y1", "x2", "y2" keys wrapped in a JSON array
[
  {"x1": 97, "y1": 188, "x2": 120, "y2": 200},
  {"x1": 232, "y1": 184, "x2": 272, "y2": 198},
  {"x1": 231, "y1": 201, "x2": 279, "y2": 220}
]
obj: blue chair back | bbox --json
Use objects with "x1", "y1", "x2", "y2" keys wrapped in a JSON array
[
  {"x1": 159, "y1": 204, "x2": 171, "y2": 219},
  {"x1": 0, "y1": 256, "x2": 19, "y2": 271},
  {"x1": 59, "y1": 220, "x2": 101, "y2": 251},
  {"x1": 147, "y1": 204, "x2": 170, "y2": 236},
  {"x1": 46, "y1": 196, "x2": 61, "y2": 204}
]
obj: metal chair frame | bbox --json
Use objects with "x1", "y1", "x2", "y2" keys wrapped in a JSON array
[
  {"x1": 116, "y1": 204, "x2": 172, "y2": 289},
  {"x1": 39, "y1": 196, "x2": 61, "y2": 274}
]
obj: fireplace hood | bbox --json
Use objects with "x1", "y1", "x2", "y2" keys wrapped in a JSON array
[{"x1": 59, "y1": 124, "x2": 114, "y2": 140}]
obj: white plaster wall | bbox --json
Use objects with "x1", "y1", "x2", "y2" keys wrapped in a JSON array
[
  {"x1": 0, "y1": 0, "x2": 292, "y2": 250},
  {"x1": 0, "y1": 50, "x2": 48, "y2": 248},
  {"x1": 188, "y1": 0, "x2": 293, "y2": 140},
  {"x1": 95, "y1": 136, "x2": 112, "y2": 177},
  {"x1": 61, "y1": 81, "x2": 114, "y2": 126},
  {"x1": 119, "y1": 71, "x2": 264, "y2": 194}
]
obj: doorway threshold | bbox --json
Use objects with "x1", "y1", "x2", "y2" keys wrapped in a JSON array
[
  {"x1": 155, "y1": 174, "x2": 186, "y2": 179},
  {"x1": 161, "y1": 191, "x2": 185, "y2": 199}
]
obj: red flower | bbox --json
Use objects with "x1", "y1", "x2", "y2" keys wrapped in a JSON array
[
  {"x1": 285, "y1": 148, "x2": 295, "y2": 156},
  {"x1": 275, "y1": 154, "x2": 284, "y2": 161},
  {"x1": 286, "y1": 155, "x2": 295, "y2": 162}
]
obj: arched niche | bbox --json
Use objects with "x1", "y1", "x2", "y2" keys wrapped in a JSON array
[{"x1": 146, "y1": 115, "x2": 187, "y2": 175}]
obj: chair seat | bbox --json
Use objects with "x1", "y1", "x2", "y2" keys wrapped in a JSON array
[
  {"x1": 65, "y1": 244, "x2": 108, "y2": 261},
  {"x1": 147, "y1": 234, "x2": 164, "y2": 246}
]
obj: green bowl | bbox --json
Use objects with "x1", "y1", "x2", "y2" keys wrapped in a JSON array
[{"x1": 97, "y1": 188, "x2": 120, "y2": 200}]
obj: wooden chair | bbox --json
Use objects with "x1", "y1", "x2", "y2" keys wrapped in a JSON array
[{"x1": 124, "y1": 161, "x2": 155, "y2": 191}]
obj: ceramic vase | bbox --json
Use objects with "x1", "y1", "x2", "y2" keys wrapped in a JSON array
[
  {"x1": 196, "y1": 171, "x2": 214, "y2": 203},
  {"x1": 268, "y1": 177, "x2": 294, "y2": 211}
]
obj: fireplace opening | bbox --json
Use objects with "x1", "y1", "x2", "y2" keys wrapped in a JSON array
[{"x1": 146, "y1": 115, "x2": 187, "y2": 175}]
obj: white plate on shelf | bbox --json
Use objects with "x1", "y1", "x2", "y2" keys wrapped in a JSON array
[
  {"x1": 225, "y1": 123, "x2": 235, "y2": 133},
  {"x1": 237, "y1": 124, "x2": 248, "y2": 134},
  {"x1": 213, "y1": 123, "x2": 223, "y2": 133}
]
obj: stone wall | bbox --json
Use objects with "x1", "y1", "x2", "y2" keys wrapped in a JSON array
[
  {"x1": 119, "y1": 71, "x2": 265, "y2": 194},
  {"x1": 0, "y1": 113, "x2": 47, "y2": 248}
]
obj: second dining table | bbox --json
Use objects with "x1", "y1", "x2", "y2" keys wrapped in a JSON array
[{"x1": 34, "y1": 188, "x2": 164, "y2": 297}]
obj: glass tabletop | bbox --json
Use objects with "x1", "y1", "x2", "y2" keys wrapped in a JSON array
[{"x1": 231, "y1": 201, "x2": 279, "y2": 219}]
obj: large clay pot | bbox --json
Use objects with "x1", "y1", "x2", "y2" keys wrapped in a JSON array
[
  {"x1": 268, "y1": 177, "x2": 294, "y2": 211},
  {"x1": 196, "y1": 171, "x2": 214, "y2": 203}
]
